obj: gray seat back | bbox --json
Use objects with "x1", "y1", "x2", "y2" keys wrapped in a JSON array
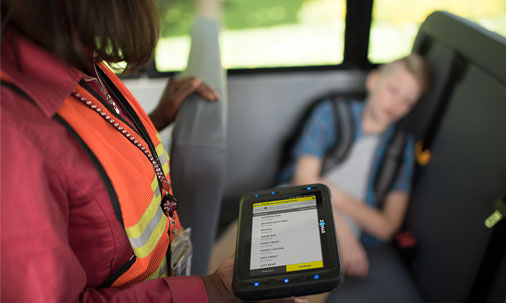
[
  {"x1": 170, "y1": 16, "x2": 227, "y2": 276},
  {"x1": 405, "y1": 11, "x2": 506, "y2": 303}
]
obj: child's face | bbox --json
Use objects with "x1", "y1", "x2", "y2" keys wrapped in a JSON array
[{"x1": 365, "y1": 63, "x2": 422, "y2": 126}]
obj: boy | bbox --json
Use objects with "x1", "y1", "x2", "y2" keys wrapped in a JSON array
[
  {"x1": 209, "y1": 54, "x2": 432, "y2": 303},
  {"x1": 287, "y1": 53, "x2": 432, "y2": 279}
]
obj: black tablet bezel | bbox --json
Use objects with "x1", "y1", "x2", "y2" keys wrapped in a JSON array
[{"x1": 233, "y1": 184, "x2": 343, "y2": 301}]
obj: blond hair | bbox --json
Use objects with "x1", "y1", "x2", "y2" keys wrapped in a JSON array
[{"x1": 378, "y1": 53, "x2": 433, "y2": 93}]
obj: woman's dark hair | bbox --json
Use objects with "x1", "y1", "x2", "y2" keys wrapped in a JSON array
[{"x1": 1, "y1": 0, "x2": 159, "y2": 74}]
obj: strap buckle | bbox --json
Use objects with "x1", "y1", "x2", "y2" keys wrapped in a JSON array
[{"x1": 484, "y1": 196, "x2": 505, "y2": 228}]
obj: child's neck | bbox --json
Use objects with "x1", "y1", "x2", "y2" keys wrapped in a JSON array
[{"x1": 361, "y1": 105, "x2": 389, "y2": 135}]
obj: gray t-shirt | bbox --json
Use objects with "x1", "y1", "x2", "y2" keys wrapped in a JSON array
[{"x1": 323, "y1": 134, "x2": 380, "y2": 235}]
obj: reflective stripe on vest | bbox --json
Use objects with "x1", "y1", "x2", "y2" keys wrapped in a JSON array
[{"x1": 54, "y1": 63, "x2": 182, "y2": 287}]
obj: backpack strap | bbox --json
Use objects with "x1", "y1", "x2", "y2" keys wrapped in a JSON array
[
  {"x1": 315, "y1": 95, "x2": 408, "y2": 209},
  {"x1": 373, "y1": 125, "x2": 407, "y2": 208},
  {"x1": 321, "y1": 96, "x2": 355, "y2": 176}
]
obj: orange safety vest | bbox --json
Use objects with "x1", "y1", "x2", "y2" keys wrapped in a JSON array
[{"x1": 1, "y1": 63, "x2": 183, "y2": 288}]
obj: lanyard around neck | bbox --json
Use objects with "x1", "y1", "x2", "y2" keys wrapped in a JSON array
[{"x1": 72, "y1": 80, "x2": 177, "y2": 217}]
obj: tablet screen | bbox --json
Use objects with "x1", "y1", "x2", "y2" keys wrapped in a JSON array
[
  {"x1": 250, "y1": 194, "x2": 324, "y2": 276},
  {"x1": 233, "y1": 184, "x2": 342, "y2": 301}
]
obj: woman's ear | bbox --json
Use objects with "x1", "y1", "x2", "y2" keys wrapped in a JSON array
[{"x1": 365, "y1": 70, "x2": 378, "y2": 93}]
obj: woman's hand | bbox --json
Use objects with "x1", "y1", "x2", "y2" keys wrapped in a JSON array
[
  {"x1": 201, "y1": 255, "x2": 238, "y2": 303},
  {"x1": 202, "y1": 255, "x2": 308, "y2": 303},
  {"x1": 149, "y1": 77, "x2": 219, "y2": 131}
]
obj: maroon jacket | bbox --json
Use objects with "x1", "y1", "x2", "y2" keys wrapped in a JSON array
[{"x1": 1, "y1": 29, "x2": 207, "y2": 303}]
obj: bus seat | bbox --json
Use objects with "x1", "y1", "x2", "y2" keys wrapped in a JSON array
[
  {"x1": 170, "y1": 16, "x2": 227, "y2": 276},
  {"x1": 404, "y1": 11, "x2": 506, "y2": 303}
]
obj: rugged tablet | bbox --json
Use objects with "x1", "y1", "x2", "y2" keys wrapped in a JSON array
[{"x1": 233, "y1": 184, "x2": 343, "y2": 301}]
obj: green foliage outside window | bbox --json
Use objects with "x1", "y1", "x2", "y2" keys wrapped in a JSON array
[
  {"x1": 369, "y1": 0, "x2": 506, "y2": 62},
  {"x1": 157, "y1": 0, "x2": 304, "y2": 38},
  {"x1": 155, "y1": 0, "x2": 345, "y2": 71}
]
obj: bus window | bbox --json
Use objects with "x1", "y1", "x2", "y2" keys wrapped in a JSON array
[
  {"x1": 155, "y1": 0, "x2": 346, "y2": 71},
  {"x1": 369, "y1": 0, "x2": 506, "y2": 63}
]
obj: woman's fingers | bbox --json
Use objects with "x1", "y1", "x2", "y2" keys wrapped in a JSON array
[
  {"x1": 170, "y1": 77, "x2": 219, "y2": 101},
  {"x1": 196, "y1": 81, "x2": 220, "y2": 100},
  {"x1": 170, "y1": 79, "x2": 201, "y2": 104}
]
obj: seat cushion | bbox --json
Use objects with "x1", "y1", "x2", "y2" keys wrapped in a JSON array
[{"x1": 327, "y1": 245, "x2": 423, "y2": 303}]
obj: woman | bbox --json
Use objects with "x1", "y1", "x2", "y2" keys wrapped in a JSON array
[{"x1": 0, "y1": 0, "x2": 304, "y2": 302}]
